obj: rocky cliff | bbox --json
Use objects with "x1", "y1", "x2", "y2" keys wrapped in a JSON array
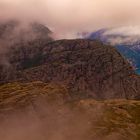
[{"x1": 1, "y1": 39, "x2": 139, "y2": 100}]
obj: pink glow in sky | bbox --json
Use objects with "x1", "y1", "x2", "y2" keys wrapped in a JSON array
[{"x1": 0, "y1": 0, "x2": 140, "y2": 38}]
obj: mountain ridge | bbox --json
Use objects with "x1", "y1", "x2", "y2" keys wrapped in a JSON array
[
  {"x1": 88, "y1": 28, "x2": 140, "y2": 74},
  {"x1": 0, "y1": 23, "x2": 140, "y2": 140},
  {"x1": 0, "y1": 22, "x2": 140, "y2": 100},
  {"x1": 1, "y1": 39, "x2": 139, "y2": 100}
]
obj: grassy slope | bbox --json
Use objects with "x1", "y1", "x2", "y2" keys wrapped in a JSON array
[{"x1": 0, "y1": 82, "x2": 139, "y2": 140}]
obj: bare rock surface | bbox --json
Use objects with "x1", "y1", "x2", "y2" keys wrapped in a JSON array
[{"x1": 2, "y1": 39, "x2": 140, "y2": 100}]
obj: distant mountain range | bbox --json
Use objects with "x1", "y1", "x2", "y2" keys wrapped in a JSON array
[{"x1": 87, "y1": 28, "x2": 140, "y2": 74}]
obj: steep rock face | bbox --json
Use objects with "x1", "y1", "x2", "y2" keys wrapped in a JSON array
[{"x1": 6, "y1": 39, "x2": 140, "y2": 100}]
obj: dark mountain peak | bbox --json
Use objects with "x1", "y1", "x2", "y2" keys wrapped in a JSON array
[
  {"x1": 1, "y1": 39, "x2": 139, "y2": 100},
  {"x1": 0, "y1": 21, "x2": 140, "y2": 100}
]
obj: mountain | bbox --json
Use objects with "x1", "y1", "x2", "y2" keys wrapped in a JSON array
[
  {"x1": 0, "y1": 22, "x2": 140, "y2": 100},
  {"x1": 88, "y1": 28, "x2": 140, "y2": 74},
  {"x1": 0, "y1": 20, "x2": 54, "y2": 81},
  {"x1": 0, "y1": 38, "x2": 139, "y2": 100},
  {"x1": 0, "y1": 23, "x2": 140, "y2": 140}
]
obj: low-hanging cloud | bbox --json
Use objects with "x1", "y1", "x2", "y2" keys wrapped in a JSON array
[{"x1": 0, "y1": 0, "x2": 140, "y2": 38}]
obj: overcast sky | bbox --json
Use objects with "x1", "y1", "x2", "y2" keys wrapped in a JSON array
[{"x1": 0, "y1": 0, "x2": 140, "y2": 38}]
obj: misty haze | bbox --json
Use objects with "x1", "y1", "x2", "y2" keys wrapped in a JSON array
[{"x1": 0, "y1": 0, "x2": 140, "y2": 140}]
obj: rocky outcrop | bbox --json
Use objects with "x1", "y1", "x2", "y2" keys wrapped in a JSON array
[
  {"x1": 3, "y1": 39, "x2": 139, "y2": 100},
  {"x1": 0, "y1": 21, "x2": 139, "y2": 99}
]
